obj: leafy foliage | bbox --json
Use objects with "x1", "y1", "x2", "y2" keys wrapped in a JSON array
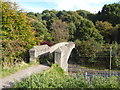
[
  {"x1": 75, "y1": 39, "x2": 101, "y2": 65},
  {"x1": 2, "y1": 1, "x2": 39, "y2": 67},
  {"x1": 111, "y1": 43, "x2": 120, "y2": 69},
  {"x1": 74, "y1": 18, "x2": 103, "y2": 43},
  {"x1": 91, "y1": 76, "x2": 119, "y2": 88},
  {"x1": 95, "y1": 21, "x2": 114, "y2": 43},
  {"x1": 14, "y1": 65, "x2": 120, "y2": 88},
  {"x1": 1, "y1": 0, "x2": 120, "y2": 70},
  {"x1": 112, "y1": 24, "x2": 120, "y2": 44},
  {"x1": 27, "y1": 12, "x2": 52, "y2": 41},
  {"x1": 97, "y1": 3, "x2": 120, "y2": 25},
  {"x1": 51, "y1": 20, "x2": 69, "y2": 43}
]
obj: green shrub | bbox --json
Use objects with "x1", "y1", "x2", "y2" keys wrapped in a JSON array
[
  {"x1": 75, "y1": 39, "x2": 101, "y2": 65},
  {"x1": 75, "y1": 41, "x2": 120, "y2": 69},
  {"x1": 14, "y1": 65, "x2": 120, "y2": 88},
  {"x1": 92, "y1": 76, "x2": 120, "y2": 88}
]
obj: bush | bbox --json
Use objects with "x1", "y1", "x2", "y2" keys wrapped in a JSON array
[
  {"x1": 14, "y1": 65, "x2": 120, "y2": 88},
  {"x1": 75, "y1": 40, "x2": 120, "y2": 69},
  {"x1": 96, "y1": 43, "x2": 120, "y2": 69},
  {"x1": 75, "y1": 39, "x2": 101, "y2": 65},
  {"x1": 92, "y1": 76, "x2": 120, "y2": 88}
]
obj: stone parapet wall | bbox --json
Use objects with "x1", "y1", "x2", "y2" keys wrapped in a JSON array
[{"x1": 29, "y1": 42, "x2": 75, "y2": 72}]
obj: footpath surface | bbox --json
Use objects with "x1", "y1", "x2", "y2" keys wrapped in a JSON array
[{"x1": 0, "y1": 64, "x2": 49, "y2": 89}]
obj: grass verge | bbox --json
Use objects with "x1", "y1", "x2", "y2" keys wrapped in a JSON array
[{"x1": 0, "y1": 61, "x2": 39, "y2": 79}]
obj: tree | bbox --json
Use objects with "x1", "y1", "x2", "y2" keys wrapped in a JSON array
[
  {"x1": 2, "y1": 1, "x2": 36, "y2": 44},
  {"x1": 50, "y1": 20, "x2": 69, "y2": 43},
  {"x1": 74, "y1": 18, "x2": 104, "y2": 43},
  {"x1": 111, "y1": 43, "x2": 120, "y2": 69},
  {"x1": 2, "y1": 1, "x2": 38, "y2": 67},
  {"x1": 42, "y1": 10, "x2": 58, "y2": 21},
  {"x1": 95, "y1": 21, "x2": 114, "y2": 43},
  {"x1": 97, "y1": 3, "x2": 120, "y2": 25},
  {"x1": 56, "y1": 11, "x2": 103, "y2": 43},
  {"x1": 27, "y1": 12, "x2": 52, "y2": 41},
  {"x1": 67, "y1": 22, "x2": 76, "y2": 41},
  {"x1": 75, "y1": 39, "x2": 101, "y2": 65},
  {"x1": 112, "y1": 24, "x2": 120, "y2": 44}
]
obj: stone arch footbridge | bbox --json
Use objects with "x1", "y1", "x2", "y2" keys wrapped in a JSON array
[{"x1": 29, "y1": 42, "x2": 75, "y2": 72}]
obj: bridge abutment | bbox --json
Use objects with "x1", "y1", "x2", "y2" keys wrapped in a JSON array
[{"x1": 29, "y1": 42, "x2": 75, "y2": 72}]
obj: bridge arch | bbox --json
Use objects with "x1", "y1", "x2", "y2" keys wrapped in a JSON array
[{"x1": 29, "y1": 42, "x2": 75, "y2": 72}]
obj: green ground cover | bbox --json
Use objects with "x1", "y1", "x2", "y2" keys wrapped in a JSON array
[
  {"x1": 14, "y1": 64, "x2": 120, "y2": 89},
  {"x1": 0, "y1": 62, "x2": 39, "y2": 79}
]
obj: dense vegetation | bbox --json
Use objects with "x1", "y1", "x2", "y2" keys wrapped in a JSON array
[
  {"x1": 1, "y1": 0, "x2": 120, "y2": 70},
  {"x1": 14, "y1": 64, "x2": 120, "y2": 88}
]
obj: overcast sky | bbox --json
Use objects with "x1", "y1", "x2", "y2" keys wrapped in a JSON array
[{"x1": 12, "y1": 0, "x2": 119, "y2": 13}]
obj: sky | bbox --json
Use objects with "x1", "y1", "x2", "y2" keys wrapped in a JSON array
[{"x1": 12, "y1": 0, "x2": 120, "y2": 13}]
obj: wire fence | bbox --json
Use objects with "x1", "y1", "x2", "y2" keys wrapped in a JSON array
[
  {"x1": 83, "y1": 72, "x2": 120, "y2": 77},
  {"x1": 85, "y1": 72, "x2": 120, "y2": 82},
  {"x1": 69, "y1": 44, "x2": 120, "y2": 70},
  {"x1": 69, "y1": 72, "x2": 120, "y2": 82}
]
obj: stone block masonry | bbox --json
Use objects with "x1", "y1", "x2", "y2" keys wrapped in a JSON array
[
  {"x1": 29, "y1": 45, "x2": 50, "y2": 62},
  {"x1": 29, "y1": 42, "x2": 75, "y2": 72}
]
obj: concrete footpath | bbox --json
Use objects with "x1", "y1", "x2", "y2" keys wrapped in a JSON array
[{"x1": 0, "y1": 64, "x2": 49, "y2": 89}]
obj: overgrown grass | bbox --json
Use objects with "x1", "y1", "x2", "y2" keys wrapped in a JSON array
[
  {"x1": 14, "y1": 64, "x2": 120, "y2": 89},
  {"x1": 0, "y1": 62, "x2": 39, "y2": 79}
]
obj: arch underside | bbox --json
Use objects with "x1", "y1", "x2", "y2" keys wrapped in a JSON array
[{"x1": 29, "y1": 42, "x2": 75, "y2": 72}]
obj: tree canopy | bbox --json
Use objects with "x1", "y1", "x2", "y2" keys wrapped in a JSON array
[
  {"x1": 1, "y1": 1, "x2": 120, "y2": 69},
  {"x1": 97, "y1": 3, "x2": 120, "y2": 25}
]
